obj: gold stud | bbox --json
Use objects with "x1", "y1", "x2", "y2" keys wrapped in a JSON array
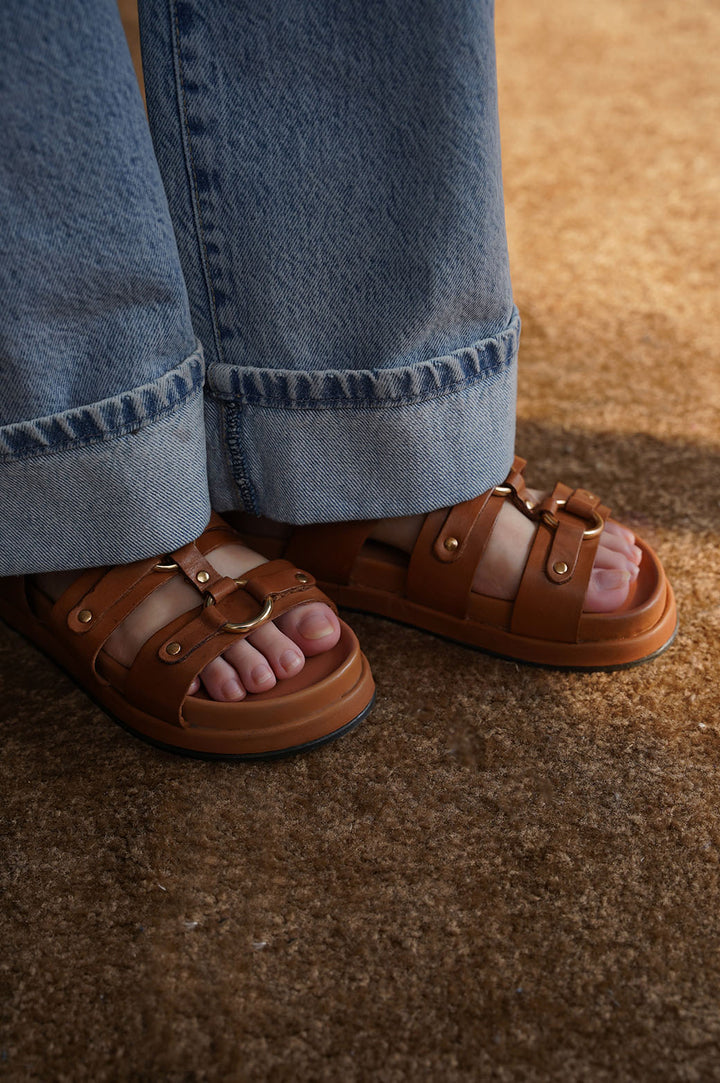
[
  {"x1": 196, "y1": 570, "x2": 210, "y2": 584},
  {"x1": 443, "y1": 537, "x2": 460, "y2": 552},
  {"x1": 295, "y1": 572, "x2": 310, "y2": 583},
  {"x1": 77, "y1": 609, "x2": 93, "y2": 624},
  {"x1": 166, "y1": 642, "x2": 182, "y2": 656},
  {"x1": 553, "y1": 561, "x2": 569, "y2": 575}
]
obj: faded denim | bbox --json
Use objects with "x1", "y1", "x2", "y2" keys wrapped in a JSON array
[
  {"x1": 1, "y1": 0, "x2": 518, "y2": 575},
  {"x1": 0, "y1": 0, "x2": 210, "y2": 574}
]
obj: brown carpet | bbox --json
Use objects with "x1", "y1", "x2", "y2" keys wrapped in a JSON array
[{"x1": 2, "y1": 2, "x2": 719, "y2": 1079}]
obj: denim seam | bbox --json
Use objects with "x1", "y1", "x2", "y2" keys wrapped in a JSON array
[
  {"x1": 207, "y1": 356, "x2": 515, "y2": 411},
  {"x1": 169, "y1": 0, "x2": 258, "y2": 512},
  {"x1": 214, "y1": 378, "x2": 497, "y2": 413},
  {"x1": 0, "y1": 386, "x2": 204, "y2": 464},
  {"x1": 223, "y1": 402, "x2": 259, "y2": 515},
  {"x1": 169, "y1": 0, "x2": 226, "y2": 369}
]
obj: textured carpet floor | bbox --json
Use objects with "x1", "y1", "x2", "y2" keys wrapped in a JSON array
[{"x1": 2, "y1": 2, "x2": 719, "y2": 1080}]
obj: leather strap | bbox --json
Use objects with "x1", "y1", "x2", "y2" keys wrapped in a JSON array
[
  {"x1": 123, "y1": 559, "x2": 332, "y2": 725},
  {"x1": 405, "y1": 491, "x2": 505, "y2": 618},
  {"x1": 510, "y1": 483, "x2": 608, "y2": 641},
  {"x1": 285, "y1": 520, "x2": 378, "y2": 585},
  {"x1": 31, "y1": 518, "x2": 335, "y2": 722}
]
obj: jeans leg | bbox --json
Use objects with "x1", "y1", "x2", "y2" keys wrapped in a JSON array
[
  {"x1": 140, "y1": 0, "x2": 518, "y2": 524},
  {"x1": 0, "y1": 0, "x2": 211, "y2": 575}
]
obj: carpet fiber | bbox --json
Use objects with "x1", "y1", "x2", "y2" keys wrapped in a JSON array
[{"x1": 2, "y1": 2, "x2": 719, "y2": 1079}]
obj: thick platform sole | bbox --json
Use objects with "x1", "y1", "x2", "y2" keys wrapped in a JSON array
[
  {"x1": 315, "y1": 579, "x2": 678, "y2": 671},
  {"x1": 0, "y1": 608, "x2": 375, "y2": 759}
]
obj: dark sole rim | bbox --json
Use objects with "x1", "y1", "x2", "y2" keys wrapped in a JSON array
[
  {"x1": 339, "y1": 606, "x2": 679, "y2": 673},
  {"x1": 0, "y1": 615, "x2": 375, "y2": 761}
]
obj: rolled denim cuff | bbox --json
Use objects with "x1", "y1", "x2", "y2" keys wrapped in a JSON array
[
  {"x1": 206, "y1": 309, "x2": 520, "y2": 523},
  {"x1": 0, "y1": 348, "x2": 211, "y2": 575}
]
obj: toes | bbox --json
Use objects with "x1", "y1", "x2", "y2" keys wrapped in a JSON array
[
  {"x1": 604, "y1": 519, "x2": 637, "y2": 546},
  {"x1": 200, "y1": 656, "x2": 247, "y2": 702},
  {"x1": 594, "y1": 543, "x2": 641, "y2": 577},
  {"x1": 585, "y1": 567, "x2": 635, "y2": 613},
  {"x1": 246, "y1": 622, "x2": 305, "y2": 680},
  {"x1": 600, "y1": 525, "x2": 642, "y2": 564},
  {"x1": 193, "y1": 604, "x2": 340, "y2": 702},
  {"x1": 276, "y1": 602, "x2": 341, "y2": 657},
  {"x1": 221, "y1": 638, "x2": 278, "y2": 694}
]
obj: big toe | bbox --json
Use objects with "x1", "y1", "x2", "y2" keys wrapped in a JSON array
[
  {"x1": 585, "y1": 567, "x2": 635, "y2": 613},
  {"x1": 276, "y1": 602, "x2": 341, "y2": 657}
]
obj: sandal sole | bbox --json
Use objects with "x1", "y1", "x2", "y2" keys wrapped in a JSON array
[
  {"x1": 315, "y1": 577, "x2": 678, "y2": 671},
  {"x1": 0, "y1": 613, "x2": 375, "y2": 759}
]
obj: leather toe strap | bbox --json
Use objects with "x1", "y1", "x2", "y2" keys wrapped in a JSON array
[
  {"x1": 121, "y1": 558, "x2": 332, "y2": 726},
  {"x1": 48, "y1": 515, "x2": 334, "y2": 727},
  {"x1": 510, "y1": 483, "x2": 610, "y2": 641}
]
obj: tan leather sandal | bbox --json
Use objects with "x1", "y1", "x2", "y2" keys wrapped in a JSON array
[
  {"x1": 0, "y1": 514, "x2": 374, "y2": 758},
  {"x1": 235, "y1": 457, "x2": 677, "y2": 670}
]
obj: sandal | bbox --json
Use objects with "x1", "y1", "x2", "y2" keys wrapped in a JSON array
[
  {"x1": 0, "y1": 513, "x2": 375, "y2": 758},
  {"x1": 234, "y1": 457, "x2": 677, "y2": 670}
]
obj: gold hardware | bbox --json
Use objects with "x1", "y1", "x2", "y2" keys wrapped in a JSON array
[
  {"x1": 580, "y1": 510, "x2": 604, "y2": 539},
  {"x1": 196, "y1": 570, "x2": 210, "y2": 584},
  {"x1": 203, "y1": 578, "x2": 274, "y2": 633},
  {"x1": 546, "y1": 498, "x2": 603, "y2": 538},
  {"x1": 155, "y1": 559, "x2": 179, "y2": 571},
  {"x1": 295, "y1": 572, "x2": 310, "y2": 583},
  {"x1": 166, "y1": 642, "x2": 182, "y2": 656},
  {"x1": 494, "y1": 482, "x2": 603, "y2": 539},
  {"x1": 443, "y1": 537, "x2": 460, "y2": 552},
  {"x1": 77, "y1": 609, "x2": 93, "y2": 624},
  {"x1": 553, "y1": 561, "x2": 569, "y2": 575}
]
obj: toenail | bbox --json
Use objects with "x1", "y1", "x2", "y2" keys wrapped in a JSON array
[
  {"x1": 251, "y1": 664, "x2": 275, "y2": 687},
  {"x1": 598, "y1": 569, "x2": 631, "y2": 589},
  {"x1": 280, "y1": 649, "x2": 303, "y2": 673},
  {"x1": 222, "y1": 678, "x2": 245, "y2": 700},
  {"x1": 298, "y1": 611, "x2": 334, "y2": 640}
]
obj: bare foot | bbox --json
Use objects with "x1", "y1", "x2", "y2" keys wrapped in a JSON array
[
  {"x1": 36, "y1": 542, "x2": 341, "y2": 702},
  {"x1": 371, "y1": 488, "x2": 642, "y2": 613}
]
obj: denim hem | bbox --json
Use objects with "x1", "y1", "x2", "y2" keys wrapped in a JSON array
[
  {"x1": 205, "y1": 311, "x2": 520, "y2": 523},
  {"x1": 0, "y1": 350, "x2": 211, "y2": 576},
  {"x1": 0, "y1": 348, "x2": 205, "y2": 460},
  {"x1": 206, "y1": 309, "x2": 520, "y2": 411}
]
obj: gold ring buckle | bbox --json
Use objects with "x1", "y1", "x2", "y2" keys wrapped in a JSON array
[
  {"x1": 541, "y1": 502, "x2": 603, "y2": 539},
  {"x1": 579, "y1": 509, "x2": 604, "y2": 538},
  {"x1": 495, "y1": 482, "x2": 604, "y2": 538},
  {"x1": 154, "y1": 558, "x2": 179, "y2": 570},
  {"x1": 203, "y1": 577, "x2": 274, "y2": 633}
]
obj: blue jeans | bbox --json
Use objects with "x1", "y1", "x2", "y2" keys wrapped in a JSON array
[{"x1": 0, "y1": 0, "x2": 519, "y2": 576}]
